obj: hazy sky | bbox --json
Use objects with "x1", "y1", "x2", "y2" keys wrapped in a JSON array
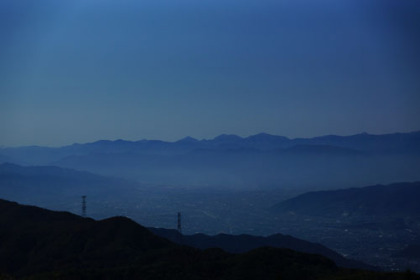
[{"x1": 1, "y1": 0, "x2": 420, "y2": 147}]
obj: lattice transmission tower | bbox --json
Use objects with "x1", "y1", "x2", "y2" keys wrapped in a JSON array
[{"x1": 81, "y1": 195, "x2": 87, "y2": 217}]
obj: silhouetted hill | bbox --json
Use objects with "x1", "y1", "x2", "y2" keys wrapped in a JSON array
[
  {"x1": 394, "y1": 244, "x2": 420, "y2": 259},
  {"x1": 272, "y1": 182, "x2": 420, "y2": 218},
  {"x1": 0, "y1": 199, "x2": 172, "y2": 276},
  {"x1": 0, "y1": 199, "x2": 336, "y2": 279},
  {"x1": 150, "y1": 228, "x2": 374, "y2": 270},
  {"x1": 0, "y1": 199, "x2": 418, "y2": 279}
]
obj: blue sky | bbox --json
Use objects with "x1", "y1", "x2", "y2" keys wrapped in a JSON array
[{"x1": 1, "y1": 0, "x2": 420, "y2": 146}]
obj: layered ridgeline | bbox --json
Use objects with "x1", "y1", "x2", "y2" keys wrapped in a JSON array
[
  {"x1": 270, "y1": 182, "x2": 420, "y2": 272},
  {"x1": 272, "y1": 182, "x2": 420, "y2": 219},
  {"x1": 0, "y1": 162, "x2": 376, "y2": 270},
  {"x1": 2, "y1": 163, "x2": 420, "y2": 271},
  {"x1": 1, "y1": 131, "x2": 419, "y2": 189},
  {"x1": 0, "y1": 199, "x2": 418, "y2": 280},
  {"x1": 149, "y1": 228, "x2": 373, "y2": 270},
  {"x1": 0, "y1": 162, "x2": 144, "y2": 218}
]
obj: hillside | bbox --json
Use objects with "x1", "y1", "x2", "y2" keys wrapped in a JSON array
[
  {"x1": 0, "y1": 199, "x2": 418, "y2": 279},
  {"x1": 0, "y1": 199, "x2": 173, "y2": 277},
  {"x1": 272, "y1": 182, "x2": 420, "y2": 218},
  {"x1": 0, "y1": 162, "x2": 137, "y2": 195},
  {"x1": 0, "y1": 163, "x2": 146, "y2": 217},
  {"x1": 150, "y1": 228, "x2": 373, "y2": 270},
  {"x1": 394, "y1": 244, "x2": 420, "y2": 260}
]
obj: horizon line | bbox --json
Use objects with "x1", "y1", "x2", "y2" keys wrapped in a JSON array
[{"x1": 1, "y1": 129, "x2": 419, "y2": 149}]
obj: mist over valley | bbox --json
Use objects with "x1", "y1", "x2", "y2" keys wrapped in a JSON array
[
  {"x1": 2, "y1": 0, "x2": 420, "y2": 277},
  {"x1": 1, "y1": 131, "x2": 420, "y2": 273}
]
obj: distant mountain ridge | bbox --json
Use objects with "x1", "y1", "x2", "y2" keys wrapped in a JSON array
[
  {"x1": 1, "y1": 130, "x2": 419, "y2": 157},
  {"x1": 1, "y1": 131, "x2": 419, "y2": 189},
  {"x1": 1, "y1": 131, "x2": 419, "y2": 165},
  {"x1": 67, "y1": 130, "x2": 420, "y2": 152}
]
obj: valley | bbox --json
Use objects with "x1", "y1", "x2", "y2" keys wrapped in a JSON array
[{"x1": 1, "y1": 131, "x2": 420, "y2": 273}]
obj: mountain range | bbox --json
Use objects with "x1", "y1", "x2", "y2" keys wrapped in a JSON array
[
  {"x1": 2, "y1": 131, "x2": 420, "y2": 163},
  {"x1": 1, "y1": 131, "x2": 419, "y2": 189}
]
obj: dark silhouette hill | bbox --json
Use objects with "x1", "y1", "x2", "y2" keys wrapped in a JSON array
[
  {"x1": 394, "y1": 244, "x2": 420, "y2": 259},
  {"x1": 150, "y1": 228, "x2": 374, "y2": 270},
  {"x1": 272, "y1": 182, "x2": 420, "y2": 218},
  {"x1": 1, "y1": 199, "x2": 418, "y2": 279},
  {"x1": 0, "y1": 199, "x2": 173, "y2": 277}
]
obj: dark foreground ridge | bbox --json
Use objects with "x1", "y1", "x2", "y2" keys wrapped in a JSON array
[
  {"x1": 150, "y1": 228, "x2": 373, "y2": 270},
  {"x1": 0, "y1": 199, "x2": 419, "y2": 280}
]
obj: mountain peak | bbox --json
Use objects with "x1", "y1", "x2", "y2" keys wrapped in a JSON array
[
  {"x1": 176, "y1": 136, "x2": 199, "y2": 143},
  {"x1": 213, "y1": 134, "x2": 243, "y2": 142},
  {"x1": 246, "y1": 133, "x2": 289, "y2": 141}
]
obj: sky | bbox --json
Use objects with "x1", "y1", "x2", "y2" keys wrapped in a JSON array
[{"x1": 1, "y1": 0, "x2": 420, "y2": 147}]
